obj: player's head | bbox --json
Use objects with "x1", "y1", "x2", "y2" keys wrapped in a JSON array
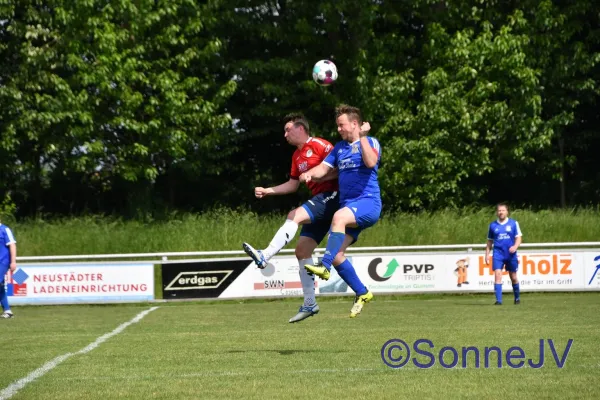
[
  {"x1": 496, "y1": 202, "x2": 510, "y2": 221},
  {"x1": 335, "y1": 104, "x2": 363, "y2": 141},
  {"x1": 283, "y1": 113, "x2": 310, "y2": 147}
]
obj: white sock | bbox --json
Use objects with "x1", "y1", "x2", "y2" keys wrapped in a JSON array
[
  {"x1": 262, "y1": 219, "x2": 299, "y2": 261},
  {"x1": 298, "y1": 258, "x2": 316, "y2": 306}
]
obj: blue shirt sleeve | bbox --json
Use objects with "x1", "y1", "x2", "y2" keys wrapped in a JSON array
[
  {"x1": 514, "y1": 221, "x2": 523, "y2": 237},
  {"x1": 487, "y1": 224, "x2": 494, "y2": 240},
  {"x1": 367, "y1": 137, "x2": 382, "y2": 162},
  {"x1": 3, "y1": 226, "x2": 16, "y2": 245}
]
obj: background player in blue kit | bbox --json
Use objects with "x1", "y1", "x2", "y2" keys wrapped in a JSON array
[
  {"x1": 299, "y1": 104, "x2": 381, "y2": 318},
  {"x1": 0, "y1": 220, "x2": 17, "y2": 319},
  {"x1": 485, "y1": 203, "x2": 523, "y2": 305}
]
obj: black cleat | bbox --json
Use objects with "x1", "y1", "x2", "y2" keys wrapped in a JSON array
[
  {"x1": 514, "y1": 299, "x2": 520, "y2": 305},
  {"x1": 494, "y1": 301, "x2": 502, "y2": 305}
]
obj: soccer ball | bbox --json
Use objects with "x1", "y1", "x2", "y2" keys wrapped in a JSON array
[{"x1": 312, "y1": 60, "x2": 338, "y2": 86}]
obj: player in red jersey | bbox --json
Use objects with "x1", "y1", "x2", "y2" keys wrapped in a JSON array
[{"x1": 243, "y1": 113, "x2": 342, "y2": 323}]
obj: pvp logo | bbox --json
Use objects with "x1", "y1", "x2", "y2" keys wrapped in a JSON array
[
  {"x1": 164, "y1": 271, "x2": 233, "y2": 291},
  {"x1": 368, "y1": 258, "x2": 434, "y2": 282}
]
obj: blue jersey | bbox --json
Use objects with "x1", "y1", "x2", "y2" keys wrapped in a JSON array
[
  {"x1": 487, "y1": 218, "x2": 522, "y2": 260},
  {"x1": 323, "y1": 137, "x2": 381, "y2": 206},
  {"x1": 0, "y1": 224, "x2": 16, "y2": 267}
]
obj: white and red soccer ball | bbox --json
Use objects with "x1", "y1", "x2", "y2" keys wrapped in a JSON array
[{"x1": 312, "y1": 60, "x2": 338, "y2": 86}]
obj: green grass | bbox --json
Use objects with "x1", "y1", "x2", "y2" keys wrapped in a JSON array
[
  {"x1": 9, "y1": 207, "x2": 600, "y2": 257},
  {"x1": 1, "y1": 292, "x2": 599, "y2": 399}
]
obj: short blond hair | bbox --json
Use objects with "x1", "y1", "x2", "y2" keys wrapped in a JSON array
[{"x1": 335, "y1": 104, "x2": 362, "y2": 125}]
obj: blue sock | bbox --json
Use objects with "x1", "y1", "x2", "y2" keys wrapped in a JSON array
[
  {"x1": 0, "y1": 282, "x2": 9, "y2": 312},
  {"x1": 321, "y1": 232, "x2": 345, "y2": 269},
  {"x1": 494, "y1": 283, "x2": 502, "y2": 303},
  {"x1": 335, "y1": 259, "x2": 368, "y2": 296},
  {"x1": 513, "y1": 283, "x2": 520, "y2": 300}
]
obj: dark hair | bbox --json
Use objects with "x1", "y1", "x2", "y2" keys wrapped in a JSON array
[
  {"x1": 496, "y1": 202, "x2": 510, "y2": 212},
  {"x1": 335, "y1": 104, "x2": 363, "y2": 124},
  {"x1": 283, "y1": 113, "x2": 310, "y2": 134}
]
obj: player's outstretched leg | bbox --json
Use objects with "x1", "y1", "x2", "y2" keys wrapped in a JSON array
[
  {"x1": 243, "y1": 207, "x2": 310, "y2": 269},
  {"x1": 242, "y1": 219, "x2": 298, "y2": 268}
]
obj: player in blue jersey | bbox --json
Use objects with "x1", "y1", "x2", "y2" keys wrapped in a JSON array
[
  {"x1": 485, "y1": 203, "x2": 523, "y2": 305},
  {"x1": 299, "y1": 104, "x2": 381, "y2": 318},
  {"x1": 0, "y1": 221, "x2": 17, "y2": 319}
]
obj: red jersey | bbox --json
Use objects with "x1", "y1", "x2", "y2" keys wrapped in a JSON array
[{"x1": 290, "y1": 137, "x2": 339, "y2": 196}]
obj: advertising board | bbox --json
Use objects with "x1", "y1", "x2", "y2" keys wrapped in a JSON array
[{"x1": 5, "y1": 262, "x2": 155, "y2": 305}]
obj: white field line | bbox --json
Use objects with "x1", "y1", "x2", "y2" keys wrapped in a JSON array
[{"x1": 0, "y1": 306, "x2": 159, "y2": 400}]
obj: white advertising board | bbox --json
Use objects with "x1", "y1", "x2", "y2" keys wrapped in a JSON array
[
  {"x1": 216, "y1": 249, "x2": 600, "y2": 298},
  {"x1": 4, "y1": 263, "x2": 155, "y2": 305}
]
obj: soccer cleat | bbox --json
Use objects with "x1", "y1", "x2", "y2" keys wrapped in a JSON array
[
  {"x1": 289, "y1": 304, "x2": 320, "y2": 323},
  {"x1": 0, "y1": 312, "x2": 14, "y2": 319},
  {"x1": 494, "y1": 301, "x2": 502, "y2": 305},
  {"x1": 242, "y1": 242, "x2": 267, "y2": 269},
  {"x1": 304, "y1": 263, "x2": 330, "y2": 280},
  {"x1": 514, "y1": 299, "x2": 520, "y2": 305},
  {"x1": 350, "y1": 291, "x2": 374, "y2": 318}
]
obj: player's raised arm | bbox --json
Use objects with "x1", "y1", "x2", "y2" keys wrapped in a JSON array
[
  {"x1": 254, "y1": 179, "x2": 300, "y2": 198},
  {"x1": 299, "y1": 162, "x2": 332, "y2": 183},
  {"x1": 358, "y1": 122, "x2": 379, "y2": 168},
  {"x1": 313, "y1": 167, "x2": 338, "y2": 182}
]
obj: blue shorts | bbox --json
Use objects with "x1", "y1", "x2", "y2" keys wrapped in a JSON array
[
  {"x1": 492, "y1": 257, "x2": 519, "y2": 272},
  {"x1": 344, "y1": 197, "x2": 382, "y2": 242},
  {"x1": 300, "y1": 191, "x2": 339, "y2": 245}
]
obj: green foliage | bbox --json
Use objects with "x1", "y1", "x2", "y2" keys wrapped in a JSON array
[
  {"x1": 372, "y1": 10, "x2": 554, "y2": 209},
  {"x1": 0, "y1": 0, "x2": 598, "y2": 217}
]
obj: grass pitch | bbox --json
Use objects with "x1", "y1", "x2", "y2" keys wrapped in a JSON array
[{"x1": 2, "y1": 292, "x2": 599, "y2": 400}]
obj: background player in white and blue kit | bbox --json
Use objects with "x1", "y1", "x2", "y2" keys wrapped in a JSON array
[
  {"x1": 485, "y1": 203, "x2": 522, "y2": 305},
  {"x1": 0, "y1": 221, "x2": 17, "y2": 318},
  {"x1": 300, "y1": 104, "x2": 381, "y2": 318}
]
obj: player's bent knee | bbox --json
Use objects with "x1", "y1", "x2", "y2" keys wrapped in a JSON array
[
  {"x1": 332, "y1": 209, "x2": 355, "y2": 228},
  {"x1": 288, "y1": 207, "x2": 310, "y2": 225}
]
